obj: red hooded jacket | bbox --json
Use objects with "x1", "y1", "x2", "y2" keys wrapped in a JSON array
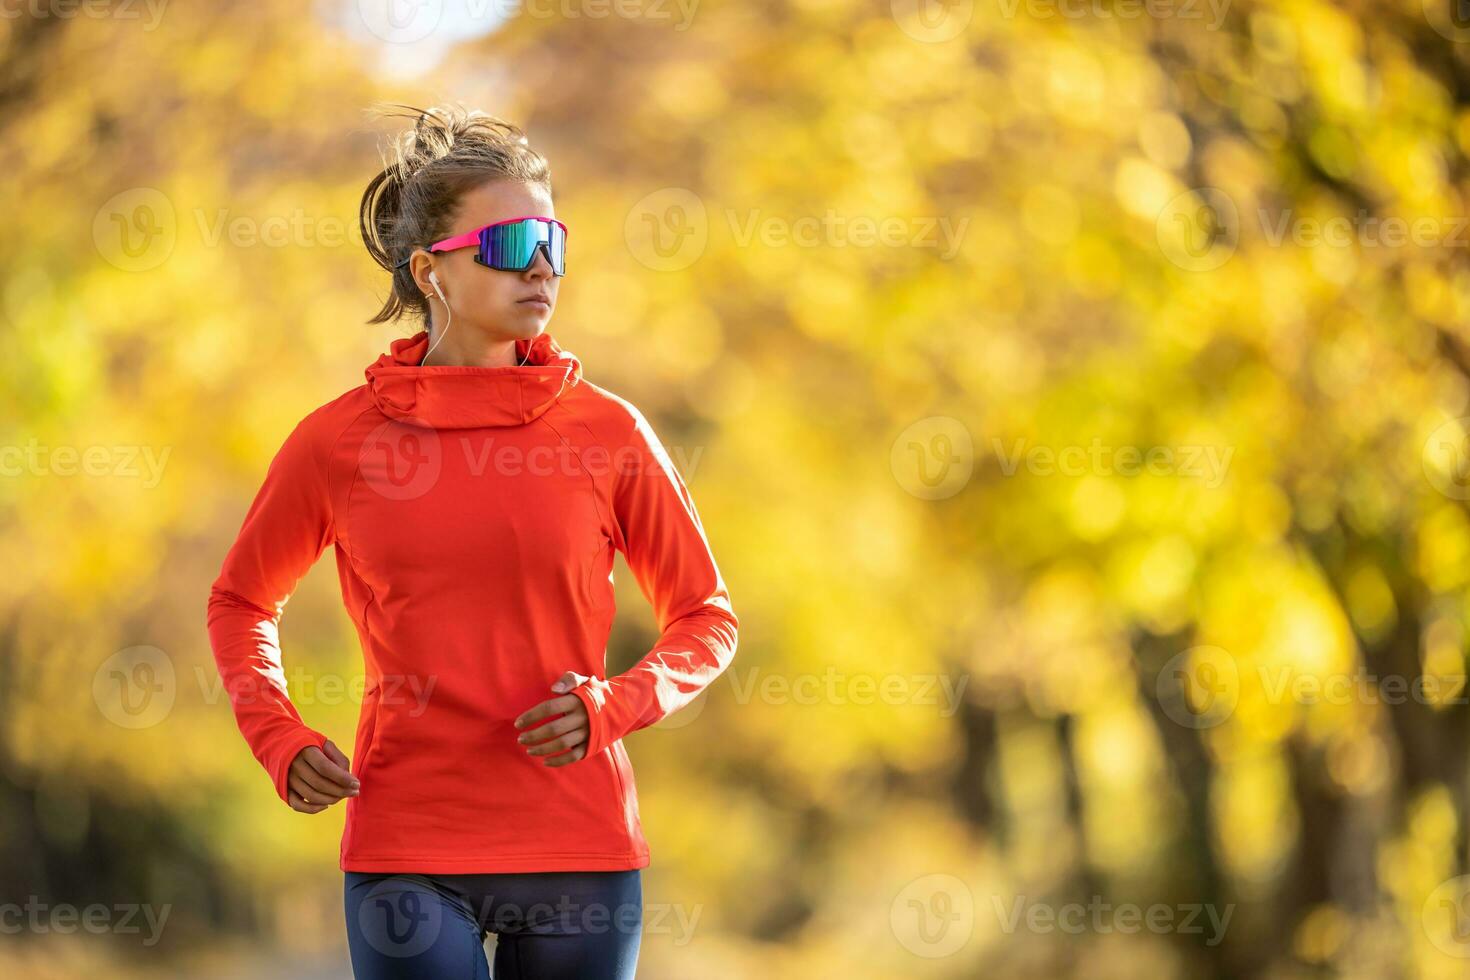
[{"x1": 206, "y1": 330, "x2": 738, "y2": 872}]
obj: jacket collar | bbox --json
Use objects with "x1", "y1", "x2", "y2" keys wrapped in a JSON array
[{"x1": 365, "y1": 330, "x2": 582, "y2": 429}]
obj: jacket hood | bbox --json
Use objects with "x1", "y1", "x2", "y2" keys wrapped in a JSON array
[{"x1": 365, "y1": 330, "x2": 583, "y2": 429}]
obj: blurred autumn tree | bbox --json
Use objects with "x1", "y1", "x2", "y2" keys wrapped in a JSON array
[{"x1": 2, "y1": 0, "x2": 1470, "y2": 977}]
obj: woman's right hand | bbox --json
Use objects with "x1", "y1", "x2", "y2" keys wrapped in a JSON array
[{"x1": 287, "y1": 739, "x2": 360, "y2": 813}]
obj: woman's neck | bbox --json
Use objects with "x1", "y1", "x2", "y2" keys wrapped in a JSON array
[{"x1": 421, "y1": 326, "x2": 523, "y2": 368}]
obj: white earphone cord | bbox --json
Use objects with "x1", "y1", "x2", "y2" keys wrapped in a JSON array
[{"x1": 424, "y1": 274, "x2": 532, "y2": 368}]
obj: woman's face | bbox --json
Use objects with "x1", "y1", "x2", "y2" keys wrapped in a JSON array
[{"x1": 414, "y1": 179, "x2": 561, "y2": 343}]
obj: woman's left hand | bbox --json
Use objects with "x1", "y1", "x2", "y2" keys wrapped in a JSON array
[{"x1": 514, "y1": 671, "x2": 592, "y2": 766}]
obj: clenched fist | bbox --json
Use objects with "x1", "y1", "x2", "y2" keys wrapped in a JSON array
[{"x1": 287, "y1": 740, "x2": 359, "y2": 813}]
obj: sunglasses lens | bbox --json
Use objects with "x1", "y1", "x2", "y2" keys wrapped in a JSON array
[
  {"x1": 481, "y1": 219, "x2": 566, "y2": 275},
  {"x1": 547, "y1": 221, "x2": 566, "y2": 275}
]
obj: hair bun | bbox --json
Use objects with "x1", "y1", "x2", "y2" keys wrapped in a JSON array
[{"x1": 397, "y1": 105, "x2": 528, "y2": 165}]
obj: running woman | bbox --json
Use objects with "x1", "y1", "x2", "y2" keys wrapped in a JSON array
[{"x1": 205, "y1": 104, "x2": 739, "y2": 979}]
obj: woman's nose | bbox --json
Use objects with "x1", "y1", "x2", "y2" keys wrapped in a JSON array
[{"x1": 524, "y1": 245, "x2": 555, "y2": 279}]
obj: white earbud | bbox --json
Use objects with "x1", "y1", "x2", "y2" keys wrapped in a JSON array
[{"x1": 423, "y1": 269, "x2": 452, "y2": 363}]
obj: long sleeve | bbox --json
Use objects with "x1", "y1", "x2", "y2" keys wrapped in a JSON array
[
  {"x1": 570, "y1": 406, "x2": 739, "y2": 760},
  {"x1": 206, "y1": 413, "x2": 335, "y2": 802}
]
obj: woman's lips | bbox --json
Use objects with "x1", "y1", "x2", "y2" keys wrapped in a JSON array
[{"x1": 518, "y1": 297, "x2": 551, "y2": 309}]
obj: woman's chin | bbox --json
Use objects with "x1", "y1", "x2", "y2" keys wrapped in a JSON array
[
  {"x1": 509, "y1": 306, "x2": 553, "y2": 332},
  {"x1": 476, "y1": 315, "x2": 548, "y2": 343}
]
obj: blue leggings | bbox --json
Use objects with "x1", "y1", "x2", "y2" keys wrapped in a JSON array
[{"x1": 344, "y1": 870, "x2": 642, "y2": 979}]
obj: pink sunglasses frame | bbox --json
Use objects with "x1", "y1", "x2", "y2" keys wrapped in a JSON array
[{"x1": 395, "y1": 215, "x2": 569, "y2": 271}]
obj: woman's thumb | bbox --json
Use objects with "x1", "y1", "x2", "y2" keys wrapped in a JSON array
[{"x1": 552, "y1": 671, "x2": 586, "y2": 693}]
